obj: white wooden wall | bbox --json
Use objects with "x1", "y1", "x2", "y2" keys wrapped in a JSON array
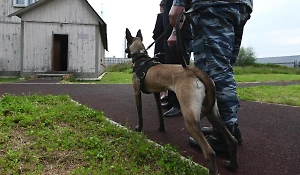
[
  {"x1": 0, "y1": 0, "x2": 23, "y2": 73},
  {"x1": 23, "y1": 22, "x2": 98, "y2": 73},
  {"x1": 21, "y1": 0, "x2": 104, "y2": 75},
  {"x1": 0, "y1": 23, "x2": 21, "y2": 72}
]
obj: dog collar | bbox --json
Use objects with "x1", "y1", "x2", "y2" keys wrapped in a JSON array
[{"x1": 132, "y1": 49, "x2": 149, "y2": 61}]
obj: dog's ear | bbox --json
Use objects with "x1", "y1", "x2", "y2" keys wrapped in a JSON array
[
  {"x1": 125, "y1": 28, "x2": 132, "y2": 58},
  {"x1": 136, "y1": 29, "x2": 143, "y2": 41},
  {"x1": 125, "y1": 28, "x2": 133, "y2": 44}
]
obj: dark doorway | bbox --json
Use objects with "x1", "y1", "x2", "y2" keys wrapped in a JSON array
[{"x1": 52, "y1": 34, "x2": 68, "y2": 71}]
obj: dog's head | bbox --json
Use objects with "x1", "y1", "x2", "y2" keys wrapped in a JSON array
[{"x1": 125, "y1": 28, "x2": 146, "y2": 59}]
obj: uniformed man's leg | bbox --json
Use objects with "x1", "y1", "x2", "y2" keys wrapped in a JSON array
[{"x1": 189, "y1": 4, "x2": 251, "y2": 153}]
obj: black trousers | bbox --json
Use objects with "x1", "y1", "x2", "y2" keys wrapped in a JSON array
[{"x1": 164, "y1": 39, "x2": 191, "y2": 108}]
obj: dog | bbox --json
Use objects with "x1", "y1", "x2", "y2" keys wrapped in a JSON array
[{"x1": 125, "y1": 28, "x2": 238, "y2": 175}]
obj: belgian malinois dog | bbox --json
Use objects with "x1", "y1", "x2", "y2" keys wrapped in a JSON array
[{"x1": 125, "y1": 28, "x2": 238, "y2": 175}]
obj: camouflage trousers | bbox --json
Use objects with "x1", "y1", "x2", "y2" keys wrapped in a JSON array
[{"x1": 191, "y1": 4, "x2": 251, "y2": 126}]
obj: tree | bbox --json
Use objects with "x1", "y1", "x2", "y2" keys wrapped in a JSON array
[{"x1": 236, "y1": 46, "x2": 256, "y2": 66}]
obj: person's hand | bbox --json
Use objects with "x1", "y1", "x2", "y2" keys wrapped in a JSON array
[
  {"x1": 167, "y1": 28, "x2": 177, "y2": 47},
  {"x1": 169, "y1": 5, "x2": 185, "y2": 28}
]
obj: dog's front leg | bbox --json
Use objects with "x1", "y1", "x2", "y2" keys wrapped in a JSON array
[
  {"x1": 135, "y1": 90, "x2": 143, "y2": 132},
  {"x1": 153, "y1": 92, "x2": 165, "y2": 131}
]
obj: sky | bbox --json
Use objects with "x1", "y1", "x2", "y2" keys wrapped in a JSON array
[{"x1": 87, "y1": 0, "x2": 300, "y2": 58}]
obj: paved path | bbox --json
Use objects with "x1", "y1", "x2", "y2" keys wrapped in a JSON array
[{"x1": 0, "y1": 81, "x2": 299, "y2": 175}]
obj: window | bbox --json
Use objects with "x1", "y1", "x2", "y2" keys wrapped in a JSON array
[
  {"x1": 28, "y1": 0, "x2": 37, "y2": 4},
  {"x1": 13, "y1": 0, "x2": 38, "y2": 7}
]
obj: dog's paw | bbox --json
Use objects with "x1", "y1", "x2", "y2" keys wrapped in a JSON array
[
  {"x1": 158, "y1": 126, "x2": 165, "y2": 132},
  {"x1": 222, "y1": 160, "x2": 238, "y2": 172},
  {"x1": 135, "y1": 125, "x2": 142, "y2": 132}
]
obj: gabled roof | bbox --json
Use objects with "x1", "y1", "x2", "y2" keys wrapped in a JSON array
[{"x1": 8, "y1": 0, "x2": 108, "y2": 51}]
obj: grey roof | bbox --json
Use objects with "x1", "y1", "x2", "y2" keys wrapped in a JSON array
[{"x1": 256, "y1": 55, "x2": 300, "y2": 64}]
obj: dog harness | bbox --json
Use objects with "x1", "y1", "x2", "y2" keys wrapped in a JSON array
[{"x1": 132, "y1": 50, "x2": 160, "y2": 94}]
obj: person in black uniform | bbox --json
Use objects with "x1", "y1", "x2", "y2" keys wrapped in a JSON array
[
  {"x1": 153, "y1": 0, "x2": 169, "y2": 102},
  {"x1": 153, "y1": 0, "x2": 165, "y2": 64},
  {"x1": 161, "y1": 0, "x2": 193, "y2": 117}
]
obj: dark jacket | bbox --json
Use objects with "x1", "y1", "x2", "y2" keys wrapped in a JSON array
[{"x1": 153, "y1": 13, "x2": 165, "y2": 55}]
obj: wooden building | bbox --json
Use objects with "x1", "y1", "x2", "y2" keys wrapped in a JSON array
[
  {"x1": 0, "y1": 0, "x2": 27, "y2": 77},
  {"x1": 1, "y1": 0, "x2": 108, "y2": 78}
]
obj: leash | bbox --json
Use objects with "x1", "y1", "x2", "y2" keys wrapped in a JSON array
[
  {"x1": 175, "y1": 12, "x2": 197, "y2": 68},
  {"x1": 145, "y1": 12, "x2": 197, "y2": 68},
  {"x1": 146, "y1": 13, "x2": 197, "y2": 67},
  {"x1": 146, "y1": 24, "x2": 172, "y2": 51}
]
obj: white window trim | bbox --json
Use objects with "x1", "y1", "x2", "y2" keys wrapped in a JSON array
[{"x1": 13, "y1": 0, "x2": 37, "y2": 7}]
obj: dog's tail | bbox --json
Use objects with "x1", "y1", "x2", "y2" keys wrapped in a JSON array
[{"x1": 191, "y1": 67, "x2": 216, "y2": 117}]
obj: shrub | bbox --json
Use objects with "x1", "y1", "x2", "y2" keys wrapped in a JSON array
[
  {"x1": 236, "y1": 47, "x2": 256, "y2": 66},
  {"x1": 105, "y1": 62, "x2": 132, "y2": 73}
]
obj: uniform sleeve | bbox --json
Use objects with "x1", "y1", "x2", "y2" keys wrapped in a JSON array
[
  {"x1": 172, "y1": 0, "x2": 186, "y2": 6},
  {"x1": 152, "y1": 14, "x2": 164, "y2": 40}
]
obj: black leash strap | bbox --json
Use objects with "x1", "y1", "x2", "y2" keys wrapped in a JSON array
[
  {"x1": 176, "y1": 12, "x2": 197, "y2": 68},
  {"x1": 146, "y1": 24, "x2": 172, "y2": 51},
  {"x1": 146, "y1": 12, "x2": 197, "y2": 69}
]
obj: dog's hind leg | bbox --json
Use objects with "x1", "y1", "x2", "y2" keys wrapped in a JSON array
[
  {"x1": 206, "y1": 105, "x2": 238, "y2": 172},
  {"x1": 181, "y1": 105, "x2": 218, "y2": 175},
  {"x1": 178, "y1": 86, "x2": 218, "y2": 175},
  {"x1": 153, "y1": 92, "x2": 165, "y2": 131},
  {"x1": 134, "y1": 90, "x2": 143, "y2": 132}
]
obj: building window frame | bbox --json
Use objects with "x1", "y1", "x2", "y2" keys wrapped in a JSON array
[{"x1": 13, "y1": 0, "x2": 37, "y2": 7}]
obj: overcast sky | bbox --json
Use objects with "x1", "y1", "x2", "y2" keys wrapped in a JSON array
[{"x1": 87, "y1": 0, "x2": 300, "y2": 58}]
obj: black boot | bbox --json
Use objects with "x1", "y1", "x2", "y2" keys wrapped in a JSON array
[
  {"x1": 202, "y1": 123, "x2": 243, "y2": 145},
  {"x1": 161, "y1": 102, "x2": 172, "y2": 109},
  {"x1": 189, "y1": 123, "x2": 242, "y2": 155},
  {"x1": 163, "y1": 107, "x2": 181, "y2": 117},
  {"x1": 189, "y1": 131, "x2": 229, "y2": 156}
]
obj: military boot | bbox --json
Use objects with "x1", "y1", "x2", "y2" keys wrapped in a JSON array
[
  {"x1": 189, "y1": 123, "x2": 242, "y2": 155},
  {"x1": 202, "y1": 122, "x2": 243, "y2": 145}
]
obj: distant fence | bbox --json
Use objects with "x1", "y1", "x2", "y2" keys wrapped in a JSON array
[
  {"x1": 104, "y1": 57, "x2": 131, "y2": 66},
  {"x1": 272, "y1": 61, "x2": 300, "y2": 68},
  {"x1": 274, "y1": 61, "x2": 300, "y2": 68},
  {"x1": 256, "y1": 60, "x2": 300, "y2": 68}
]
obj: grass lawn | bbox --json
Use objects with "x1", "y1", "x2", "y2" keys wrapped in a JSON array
[
  {"x1": 0, "y1": 78, "x2": 22, "y2": 83},
  {"x1": 238, "y1": 85, "x2": 300, "y2": 106},
  {"x1": 0, "y1": 95, "x2": 207, "y2": 175},
  {"x1": 235, "y1": 74, "x2": 300, "y2": 82},
  {"x1": 60, "y1": 72, "x2": 300, "y2": 85}
]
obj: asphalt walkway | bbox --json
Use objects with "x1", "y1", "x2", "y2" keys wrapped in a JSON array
[{"x1": 0, "y1": 80, "x2": 299, "y2": 175}]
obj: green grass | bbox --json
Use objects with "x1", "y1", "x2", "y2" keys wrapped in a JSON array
[
  {"x1": 100, "y1": 72, "x2": 300, "y2": 84},
  {"x1": 2, "y1": 63, "x2": 300, "y2": 84},
  {"x1": 237, "y1": 85, "x2": 300, "y2": 106},
  {"x1": 234, "y1": 64, "x2": 300, "y2": 75},
  {"x1": 0, "y1": 94, "x2": 207, "y2": 175},
  {"x1": 105, "y1": 62, "x2": 132, "y2": 73},
  {"x1": 99, "y1": 72, "x2": 132, "y2": 84},
  {"x1": 61, "y1": 63, "x2": 300, "y2": 84},
  {"x1": 101, "y1": 63, "x2": 300, "y2": 84},
  {"x1": 0, "y1": 78, "x2": 21, "y2": 83},
  {"x1": 235, "y1": 74, "x2": 300, "y2": 82}
]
